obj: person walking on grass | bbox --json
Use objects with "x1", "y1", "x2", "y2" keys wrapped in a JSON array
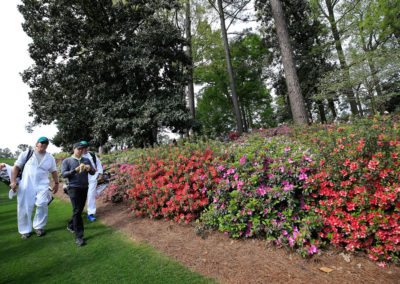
[
  {"x1": 80, "y1": 140, "x2": 103, "y2": 222},
  {"x1": 61, "y1": 142, "x2": 95, "y2": 246},
  {"x1": 10, "y1": 137, "x2": 59, "y2": 239}
]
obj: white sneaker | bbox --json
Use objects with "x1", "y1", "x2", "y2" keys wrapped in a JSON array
[{"x1": 8, "y1": 189, "x2": 17, "y2": 200}]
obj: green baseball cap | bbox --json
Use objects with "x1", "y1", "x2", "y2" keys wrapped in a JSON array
[
  {"x1": 80, "y1": 140, "x2": 89, "y2": 147},
  {"x1": 37, "y1": 136, "x2": 49, "y2": 144}
]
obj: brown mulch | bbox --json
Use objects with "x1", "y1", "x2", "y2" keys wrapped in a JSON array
[{"x1": 57, "y1": 190, "x2": 400, "y2": 283}]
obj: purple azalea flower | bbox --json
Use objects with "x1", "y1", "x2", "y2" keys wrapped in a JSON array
[
  {"x1": 282, "y1": 180, "x2": 294, "y2": 191},
  {"x1": 245, "y1": 222, "x2": 253, "y2": 237}
]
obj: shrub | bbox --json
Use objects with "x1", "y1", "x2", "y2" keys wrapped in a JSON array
[
  {"x1": 200, "y1": 134, "x2": 322, "y2": 256},
  {"x1": 107, "y1": 142, "x2": 226, "y2": 223},
  {"x1": 305, "y1": 115, "x2": 400, "y2": 263}
]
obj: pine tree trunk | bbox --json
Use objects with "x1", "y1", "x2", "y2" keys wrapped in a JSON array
[
  {"x1": 270, "y1": 0, "x2": 308, "y2": 125},
  {"x1": 325, "y1": 0, "x2": 359, "y2": 116},
  {"x1": 217, "y1": 0, "x2": 244, "y2": 134},
  {"x1": 185, "y1": 0, "x2": 195, "y2": 119},
  {"x1": 316, "y1": 100, "x2": 327, "y2": 123},
  {"x1": 328, "y1": 98, "x2": 337, "y2": 119}
]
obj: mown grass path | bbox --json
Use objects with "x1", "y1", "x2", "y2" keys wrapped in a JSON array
[{"x1": 0, "y1": 160, "x2": 213, "y2": 284}]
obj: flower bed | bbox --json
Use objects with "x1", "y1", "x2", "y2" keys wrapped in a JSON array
[{"x1": 103, "y1": 115, "x2": 399, "y2": 263}]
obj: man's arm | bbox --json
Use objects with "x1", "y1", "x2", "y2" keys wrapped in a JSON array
[
  {"x1": 10, "y1": 166, "x2": 21, "y2": 191},
  {"x1": 61, "y1": 159, "x2": 76, "y2": 178},
  {"x1": 51, "y1": 171, "x2": 59, "y2": 194},
  {"x1": 10, "y1": 150, "x2": 29, "y2": 190}
]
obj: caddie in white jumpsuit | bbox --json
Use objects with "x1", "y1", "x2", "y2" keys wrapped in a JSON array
[
  {"x1": 10, "y1": 137, "x2": 59, "y2": 239},
  {"x1": 80, "y1": 140, "x2": 103, "y2": 222}
]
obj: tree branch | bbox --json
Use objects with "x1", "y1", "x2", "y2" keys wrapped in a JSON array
[
  {"x1": 336, "y1": 0, "x2": 362, "y2": 24},
  {"x1": 318, "y1": 2, "x2": 329, "y2": 19}
]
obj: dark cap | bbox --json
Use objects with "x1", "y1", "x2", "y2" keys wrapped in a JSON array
[
  {"x1": 73, "y1": 142, "x2": 84, "y2": 149},
  {"x1": 37, "y1": 136, "x2": 49, "y2": 144}
]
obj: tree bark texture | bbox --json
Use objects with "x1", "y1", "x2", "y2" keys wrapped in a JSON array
[
  {"x1": 325, "y1": 0, "x2": 359, "y2": 115},
  {"x1": 217, "y1": 0, "x2": 244, "y2": 134},
  {"x1": 185, "y1": 0, "x2": 196, "y2": 119},
  {"x1": 270, "y1": 0, "x2": 308, "y2": 125}
]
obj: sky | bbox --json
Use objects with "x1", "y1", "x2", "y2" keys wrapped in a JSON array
[{"x1": 0, "y1": 1, "x2": 59, "y2": 154}]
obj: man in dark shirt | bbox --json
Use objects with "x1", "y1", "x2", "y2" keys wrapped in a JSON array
[{"x1": 61, "y1": 142, "x2": 95, "y2": 246}]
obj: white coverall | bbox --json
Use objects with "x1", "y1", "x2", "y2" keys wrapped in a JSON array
[
  {"x1": 83, "y1": 152, "x2": 103, "y2": 216},
  {"x1": 15, "y1": 150, "x2": 57, "y2": 234}
]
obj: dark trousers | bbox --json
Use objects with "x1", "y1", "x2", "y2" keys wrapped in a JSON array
[{"x1": 67, "y1": 187, "x2": 88, "y2": 239}]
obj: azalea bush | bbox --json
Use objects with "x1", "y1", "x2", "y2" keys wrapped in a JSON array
[
  {"x1": 106, "y1": 142, "x2": 227, "y2": 223},
  {"x1": 200, "y1": 134, "x2": 322, "y2": 256},
  {"x1": 102, "y1": 163, "x2": 133, "y2": 203},
  {"x1": 304, "y1": 115, "x2": 400, "y2": 263}
]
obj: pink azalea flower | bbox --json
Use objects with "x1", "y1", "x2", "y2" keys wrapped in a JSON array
[
  {"x1": 288, "y1": 237, "x2": 295, "y2": 247},
  {"x1": 256, "y1": 185, "x2": 267, "y2": 196},
  {"x1": 308, "y1": 245, "x2": 318, "y2": 255},
  {"x1": 282, "y1": 181, "x2": 294, "y2": 191},
  {"x1": 227, "y1": 168, "x2": 236, "y2": 175},
  {"x1": 239, "y1": 155, "x2": 247, "y2": 165},
  {"x1": 303, "y1": 155, "x2": 312, "y2": 162},
  {"x1": 299, "y1": 173, "x2": 308, "y2": 180},
  {"x1": 378, "y1": 262, "x2": 386, "y2": 268}
]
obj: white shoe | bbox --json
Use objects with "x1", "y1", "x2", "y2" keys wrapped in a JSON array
[{"x1": 8, "y1": 189, "x2": 17, "y2": 200}]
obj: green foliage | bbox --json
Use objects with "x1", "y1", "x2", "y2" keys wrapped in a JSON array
[
  {"x1": 193, "y1": 22, "x2": 274, "y2": 136},
  {"x1": 19, "y1": 0, "x2": 192, "y2": 148}
]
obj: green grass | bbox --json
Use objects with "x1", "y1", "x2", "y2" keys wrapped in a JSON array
[{"x1": 0, "y1": 159, "x2": 214, "y2": 284}]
